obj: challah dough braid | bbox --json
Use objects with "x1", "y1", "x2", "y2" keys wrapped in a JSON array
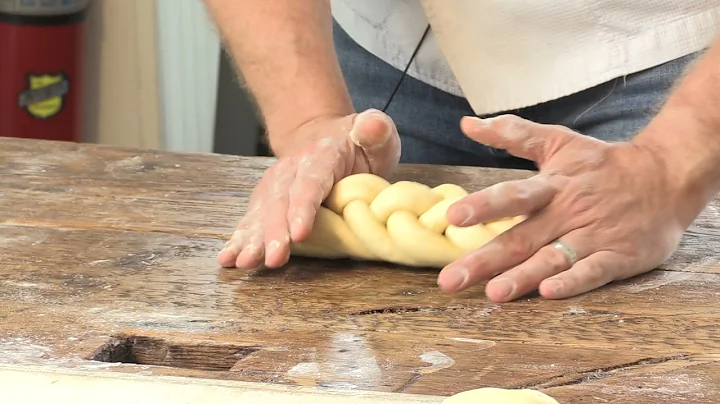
[
  {"x1": 291, "y1": 173, "x2": 524, "y2": 268},
  {"x1": 442, "y1": 387, "x2": 560, "y2": 404}
]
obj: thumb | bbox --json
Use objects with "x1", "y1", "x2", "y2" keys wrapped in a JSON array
[
  {"x1": 460, "y1": 115, "x2": 573, "y2": 166},
  {"x1": 349, "y1": 108, "x2": 401, "y2": 178}
]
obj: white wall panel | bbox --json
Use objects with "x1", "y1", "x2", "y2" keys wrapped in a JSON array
[{"x1": 155, "y1": 0, "x2": 220, "y2": 152}]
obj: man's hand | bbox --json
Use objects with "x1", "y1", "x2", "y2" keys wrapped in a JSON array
[
  {"x1": 437, "y1": 115, "x2": 703, "y2": 302},
  {"x1": 218, "y1": 109, "x2": 401, "y2": 269},
  {"x1": 437, "y1": 36, "x2": 720, "y2": 302},
  {"x1": 205, "y1": 0, "x2": 397, "y2": 269}
]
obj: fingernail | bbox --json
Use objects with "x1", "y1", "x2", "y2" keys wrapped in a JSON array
[
  {"x1": 456, "y1": 204, "x2": 474, "y2": 226},
  {"x1": 359, "y1": 108, "x2": 388, "y2": 119},
  {"x1": 545, "y1": 280, "x2": 564, "y2": 296},
  {"x1": 350, "y1": 109, "x2": 392, "y2": 148},
  {"x1": 466, "y1": 116, "x2": 489, "y2": 127},
  {"x1": 492, "y1": 278, "x2": 516, "y2": 301},
  {"x1": 440, "y1": 266, "x2": 469, "y2": 291},
  {"x1": 266, "y1": 240, "x2": 281, "y2": 256}
]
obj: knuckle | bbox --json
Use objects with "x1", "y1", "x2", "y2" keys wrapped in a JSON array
[
  {"x1": 510, "y1": 183, "x2": 535, "y2": 211},
  {"x1": 316, "y1": 137, "x2": 335, "y2": 148},
  {"x1": 245, "y1": 234, "x2": 264, "y2": 250},
  {"x1": 571, "y1": 196, "x2": 596, "y2": 218},
  {"x1": 315, "y1": 137, "x2": 344, "y2": 158},
  {"x1": 543, "y1": 247, "x2": 570, "y2": 273},
  {"x1": 299, "y1": 167, "x2": 325, "y2": 183},
  {"x1": 548, "y1": 123, "x2": 575, "y2": 134},
  {"x1": 579, "y1": 259, "x2": 608, "y2": 284},
  {"x1": 237, "y1": 221, "x2": 260, "y2": 236},
  {"x1": 287, "y1": 178, "x2": 307, "y2": 198},
  {"x1": 464, "y1": 252, "x2": 492, "y2": 277},
  {"x1": 230, "y1": 229, "x2": 246, "y2": 240},
  {"x1": 502, "y1": 232, "x2": 536, "y2": 258},
  {"x1": 290, "y1": 177, "x2": 325, "y2": 203},
  {"x1": 224, "y1": 230, "x2": 246, "y2": 251},
  {"x1": 267, "y1": 190, "x2": 287, "y2": 204},
  {"x1": 568, "y1": 184, "x2": 597, "y2": 217},
  {"x1": 496, "y1": 114, "x2": 527, "y2": 133},
  {"x1": 297, "y1": 155, "x2": 314, "y2": 171},
  {"x1": 484, "y1": 183, "x2": 506, "y2": 211},
  {"x1": 494, "y1": 114, "x2": 522, "y2": 127}
]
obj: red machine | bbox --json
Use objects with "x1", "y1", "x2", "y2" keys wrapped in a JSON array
[{"x1": 0, "y1": 0, "x2": 90, "y2": 142}]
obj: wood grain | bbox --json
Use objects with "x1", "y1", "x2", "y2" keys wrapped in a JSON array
[{"x1": 1, "y1": 137, "x2": 719, "y2": 403}]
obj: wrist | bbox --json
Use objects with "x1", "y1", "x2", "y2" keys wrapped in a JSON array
[
  {"x1": 266, "y1": 109, "x2": 354, "y2": 157},
  {"x1": 259, "y1": 79, "x2": 355, "y2": 157},
  {"x1": 633, "y1": 108, "x2": 720, "y2": 226}
]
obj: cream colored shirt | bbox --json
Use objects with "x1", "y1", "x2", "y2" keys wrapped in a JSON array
[{"x1": 331, "y1": 0, "x2": 720, "y2": 115}]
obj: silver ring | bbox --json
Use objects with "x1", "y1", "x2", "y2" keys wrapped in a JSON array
[{"x1": 551, "y1": 239, "x2": 578, "y2": 266}]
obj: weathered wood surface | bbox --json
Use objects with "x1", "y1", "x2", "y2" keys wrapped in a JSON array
[{"x1": 1, "y1": 136, "x2": 720, "y2": 403}]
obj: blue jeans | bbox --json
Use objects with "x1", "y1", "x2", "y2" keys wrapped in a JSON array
[{"x1": 333, "y1": 20, "x2": 699, "y2": 170}]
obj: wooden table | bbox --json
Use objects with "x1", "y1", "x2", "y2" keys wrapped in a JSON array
[{"x1": 1, "y1": 137, "x2": 719, "y2": 403}]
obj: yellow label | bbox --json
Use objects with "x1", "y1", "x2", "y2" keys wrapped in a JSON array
[{"x1": 18, "y1": 74, "x2": 70, "y2": 120}]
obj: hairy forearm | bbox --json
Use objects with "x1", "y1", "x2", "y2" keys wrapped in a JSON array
[
  {"x1": 203, "y1": 0, "x2": 354, "y2": 154},
  {"x1": 634, "y1": 36, "x2": 720, "y2": 206}
]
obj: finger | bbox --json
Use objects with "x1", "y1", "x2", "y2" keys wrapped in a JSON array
[
  {"x1": 460, "y1": 115, "x2": 572, "y2": 165},
  {"x1": 218, "y1": 164, "x2": 283, "y2": 269},
  {"x1": 484, "y1": 230, "x2": 593, "y2": 302},
  {"x1": 538, "y1": 251, "x2": 631, "y2": 300},
  {"x1": 437, "y1": 209, "x2": 567, "y2": 293},
  {"x1": 287, "y1": 141, "x2": 346, "y2": 243},
  {"x1": 218, "y1": 194, "x2": 264, "y2": 268},
  {"x1": 446, "y1": 174, "x2": 558, "y2": 226},
  {"x1": 262, "y1": 167, "x2": 297, "y2": 268},
  {"x1": 349, "y1": 108, "x2": 401, "y2": 178},
  {"x1": 218, "y1": 229, "x2": 246, "y2": 267},
  {"x1": 235, "y1": 231, "x2": 265, "y2": 269}
]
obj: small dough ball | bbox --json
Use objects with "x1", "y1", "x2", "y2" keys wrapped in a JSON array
[{"x1": 442, "y1": 388, "x2": 559, "y2": 404}]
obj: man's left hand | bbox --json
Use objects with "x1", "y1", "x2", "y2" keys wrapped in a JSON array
[{"x1": 437, "y1": 115, "x2": 698, "y2": 302}]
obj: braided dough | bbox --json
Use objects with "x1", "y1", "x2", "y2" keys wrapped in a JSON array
[
  {"x1": 291, "y1": 173, "x2": 523, "y2": 267},
  {"x1": 442, "y1": 387, "x2": 559, "y2": 404}
]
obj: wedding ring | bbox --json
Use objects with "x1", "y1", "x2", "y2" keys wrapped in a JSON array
[{"x1": 551, "y1": 239, "x2": 578, "y2": 266}]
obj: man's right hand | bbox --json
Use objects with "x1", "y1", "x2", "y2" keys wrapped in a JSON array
[{"x1": 218, "y1": 109, "x2": 401, "y2": 269}]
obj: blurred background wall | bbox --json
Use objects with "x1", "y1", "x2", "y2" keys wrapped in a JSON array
[{"x1": 83, "y1": 0, "x2": 263, "y2": 156}]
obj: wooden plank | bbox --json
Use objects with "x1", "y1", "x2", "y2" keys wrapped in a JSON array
[
  {"x1": 1, "y1": 137, "x2": 720, "y2": 403},
  {"x1": 0, "y1": 364, "x2": 444, "y2": 404}
]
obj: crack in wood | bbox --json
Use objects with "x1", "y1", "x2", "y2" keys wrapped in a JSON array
[
  {"x1": 393, "y1": 373, "x2": 423, "y2": 393},
  {"x1": 563, "y1": 309, "x2": 622, "y2": 317},
  {"x1": 513, "y1": 354, "x2": 691, "y2": 389},
  {"x1": 348, "y1": 306, "x2": 465, "y2": 316},
  {"x1": 350, "y1": 307, "x2": 427, "y2": 316}
]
